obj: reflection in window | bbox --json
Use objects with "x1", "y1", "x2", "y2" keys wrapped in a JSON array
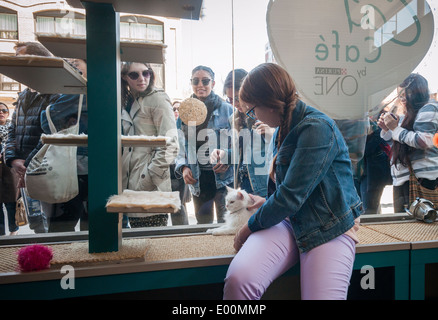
[
  {"x1": 36, "y1": 15, "x2": 86, "y2": 37},
  {"x1": 0, "y1": 13, "x2": 18, "y2": 40},
  {"x1": 1, "y1": 74, "x2": 21, "y2": 92},
  {"x1": 120, "y1": 19, "x2": 163, "y2": 42},
  {"x1": 374, "y1": 0, "x2": 420, "y2": 47}
]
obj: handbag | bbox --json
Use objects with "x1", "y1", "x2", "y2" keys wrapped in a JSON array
[
  {"x1": 408, "y1": 164, "x2": 438, "y2": 209},
  {"x1": 25, "y1": 95, "x2": 83, "y2": 203},
  {"x1": 15, "y1": 196, "x2": 28, "y2": 227}
]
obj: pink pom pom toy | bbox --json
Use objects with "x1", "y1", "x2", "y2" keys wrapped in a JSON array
[{"x1": 17, "y1": 244, "x2": 53, "y2": 272}]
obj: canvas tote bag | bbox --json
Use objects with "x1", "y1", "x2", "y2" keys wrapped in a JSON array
[{"x1": 25, "y1": 95, "x2": 83, "y2": 203}]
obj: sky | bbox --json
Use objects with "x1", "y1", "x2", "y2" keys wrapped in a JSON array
[
  {"x1": 180, "y1": 0, "x2": 270, "y2": 97},
  {"x1": 179, "y1": 0, "x2": 438, "y2": 98}
]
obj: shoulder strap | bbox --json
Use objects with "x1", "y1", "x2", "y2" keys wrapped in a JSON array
[{"x1": 46, "y1": 94, "x2": 84, "y2": 134}]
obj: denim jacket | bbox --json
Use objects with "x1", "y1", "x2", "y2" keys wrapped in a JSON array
[
  {"x1": 248, "y1": 100, "x2": 362, "y2": 253},
  {"x1": 175, "y1": 93, "x2": 234, "y2": 196},
  {"x1": 236, "y1": 119, "x2": 271, "y2": 197}
]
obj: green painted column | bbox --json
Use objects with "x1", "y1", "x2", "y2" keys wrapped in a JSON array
[{"x1": 83, "y1": 2, "x2": 122, "y2": 253}]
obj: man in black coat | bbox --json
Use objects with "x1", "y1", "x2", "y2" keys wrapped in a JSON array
[{"x1": 4, "y1": 42, "x2": 59, "y2": 233}]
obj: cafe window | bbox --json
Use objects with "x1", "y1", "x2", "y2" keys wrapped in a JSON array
[
  {"x1": 1, "y1": 0, "x2": 436, "y2": 242},
  {"x1": 0, "y1": 12, "x2": 18, "y2": 40}
]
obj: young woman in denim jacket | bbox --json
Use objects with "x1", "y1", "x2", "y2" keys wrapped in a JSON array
[
  {"x1": 175, "y1": 66, "x2": 234, "y2": 224},
  {"x1": 224, "y1": 63, "x2": 362, "y2": 300}
]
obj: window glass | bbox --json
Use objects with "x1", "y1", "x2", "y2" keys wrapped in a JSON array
[
  {"x1": 1, "y1": 0, "x2": 438, "y2": 241},
  {"x1": 0, "y1": 13, "x2": 17, "y2": 39}
]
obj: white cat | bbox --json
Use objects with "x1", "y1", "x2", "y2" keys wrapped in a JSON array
[{"x1": 207, "y1": 187, "x2": 256, "y2": 235}]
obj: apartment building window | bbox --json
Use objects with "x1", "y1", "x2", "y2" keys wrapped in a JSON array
[
  {"x1": 0, "y1": 12, "x2": 18, "y2": 40},
  {"x1": 36, "y1": 15, "x2": 86, "y2": 37},
  {"x1": 1, "y1": 74, "x2": 21, "y2": 92},
  {"x1": 120, "y1": 16, "x2": 163, "y2": 42}
]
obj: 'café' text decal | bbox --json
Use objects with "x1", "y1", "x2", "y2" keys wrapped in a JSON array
[{"x1": 267, "y1": 0, "x2": 434, "y2": 119}]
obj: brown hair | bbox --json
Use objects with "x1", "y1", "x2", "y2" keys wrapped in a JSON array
[{"x1": 239, "y1": 63, "x2": 298, "y2": 181}]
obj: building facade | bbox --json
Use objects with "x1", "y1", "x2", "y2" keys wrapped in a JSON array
[{"x1": 0, "y1": 0, "x2": 184, "y2": 113}]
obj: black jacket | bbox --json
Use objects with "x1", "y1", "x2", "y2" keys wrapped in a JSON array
[{"x1": 5, "y1": 89, "x2": 58, "y2": 167}]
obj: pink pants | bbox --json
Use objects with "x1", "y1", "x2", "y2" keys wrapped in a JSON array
[{"x1": 223, "y1": 219, "x2": 356, "y2": 300}]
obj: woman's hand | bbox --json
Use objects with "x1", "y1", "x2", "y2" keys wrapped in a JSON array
[
  {"x1": 383, "y1": 113, "x2": 399, "y2": 131},
  {"x1": 255, "y1": 121, "x2": 275, "y2": 140},
  {"x1": 377, "y1": 113, "x2": 389, "y2": 132},
  {"x1": 234, "y1": 224, "x2": 252, "y2": 251},
  {"x1": 182, "y1": 166, "x2": 197, "y2": 185},
  {"x1": 210, "y1": 149, "x2": 229, "y2": 173},
  {"x1": 246, "y1": 194, "x2": 266, "y2": 210},
  {"x1": 11, "y1": 159, "x2": 26, "y2": 177}
]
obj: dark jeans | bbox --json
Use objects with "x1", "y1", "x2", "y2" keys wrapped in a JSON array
[
  {"x1": 393, "y1": 181, "x2": 410, "y2": 213},
  {"x1": 0, "y1": 202, "x2": 18, "y2": 235},
  {"x1": 22, "y1": 189, "x2": 48, "y2": 233},
  {"x1": 42, "y1": 175, "x2": 88, "y2": 233},
  {"x1": 170, "y1": 166, "x2": 189, "y2": 225},
  {"x1": 193, "y1": 170, "x2": 230, "y2": 224},
  {"x1": 356, "y1": 150, "x2": 392, "y2": 214}
]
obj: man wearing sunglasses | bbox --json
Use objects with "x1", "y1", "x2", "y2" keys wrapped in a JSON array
[{"x1": 4, "y1": 42, "x2": 60, "y2": 234}]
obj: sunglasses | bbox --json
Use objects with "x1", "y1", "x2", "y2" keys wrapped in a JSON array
[
  {"x1": 127, "y1": 70, "x2": 151, "y2": 80},
  {"x1": 191, "y1": 78, "x2": 212, "y2": 86},
  {"x1": 0, "y1": 109, "x2": 8, "y2": 114},
  {"x1": 246, "y1": 106, "x2": 257, "y2": 120}
]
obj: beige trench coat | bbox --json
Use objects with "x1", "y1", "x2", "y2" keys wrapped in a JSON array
[{"x1": 121, "y1": 89, "x2": 179, "y2": 217}]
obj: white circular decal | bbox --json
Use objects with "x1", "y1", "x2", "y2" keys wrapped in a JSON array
[{"x1": 267, "y1": 0, "x2": 435, "y2": 119}]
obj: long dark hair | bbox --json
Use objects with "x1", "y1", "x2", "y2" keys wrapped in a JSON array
[
  {"x1": 391, "y1": 73, "x2": 430, "y2": 167},
  {"x1": 121, "y1": 62, "x2": 155, "y2": 109},
  {"x1": 239, "y1": 63, "x2": 298, "y2": 181}
]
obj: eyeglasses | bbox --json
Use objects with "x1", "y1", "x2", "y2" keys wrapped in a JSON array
[
  {"x1": 127, "y1": 70, "x2": 151, "y2": 80},
  {"x1": 0, "y1": 109, "x2": 8, "y2": 114},
  {"x1": 227, "y1": 96, "x2": 239, "y2": 105},
  {"x1": 191, "y1": 78, "x2": 212, "y2": 86},
  {"x1": 246, "y1": 106, "x2": 257, "y2": 120}
]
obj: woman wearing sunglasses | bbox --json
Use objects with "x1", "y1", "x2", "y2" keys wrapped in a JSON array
[
  {"x1": 223, "y1": 63, "x2": 362, "y2": 300},
  {"x1": 121, "y1": 62, "x2": 178, "y2": 228},
  {"x1": 175, "y1": 65, "x2": 234, "y2": 224},
  {"x1": 0, "y1": 103, "x2": 18, "y2": 235},
  {"x1": 378, "y1": 73, "x2": 438, "y2": 213}
]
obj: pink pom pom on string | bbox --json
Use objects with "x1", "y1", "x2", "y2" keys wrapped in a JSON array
[{"x1": 17, "y1": 244, "x2": 53, "y2": 272}]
